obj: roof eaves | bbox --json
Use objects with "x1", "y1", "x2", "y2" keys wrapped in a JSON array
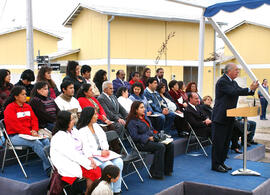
[
  {"x1": 63, "y1": 3, "x2": 227, "y2": 27},
  {"x1": 48, "y1": 49, "x2": 80, "y2": 60},
  {"x1": 225, "y1": 20, "x2": 270, "y2": 34},
  {"x1": 0, "y1": 26, "x2": 63, "y2": 40}
]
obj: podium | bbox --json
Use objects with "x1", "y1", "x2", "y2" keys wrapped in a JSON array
[{"x1": 227, "y1": 106, "x2": 261, "y2": 176}]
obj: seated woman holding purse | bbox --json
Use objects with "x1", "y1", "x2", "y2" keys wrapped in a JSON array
[
  {"x1": 50, "y1": 111, "x2": 101, "y2": 195},
  {"x1": 77, "y1": 106, "x2": 123, "y2": 195},
  {"x1": 126, "y1": 101, "x2": 174, "y2": 180},
  {"x1": 3, "y1": 86, "x2": 51, "y2": 176}
]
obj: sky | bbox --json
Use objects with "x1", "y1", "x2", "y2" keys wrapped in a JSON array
[{"x1": 0, "y1": 0, "x2": 270, "y2": 51}]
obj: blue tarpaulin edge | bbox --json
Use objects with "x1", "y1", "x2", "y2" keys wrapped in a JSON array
[{"x1": 204, "y1": 0, "x2": 270, "y2": 17}]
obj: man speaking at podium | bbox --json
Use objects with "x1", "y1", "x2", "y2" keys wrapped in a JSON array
[{"x1": 211, "y1": 63, "x2": 259, "y2": 173}]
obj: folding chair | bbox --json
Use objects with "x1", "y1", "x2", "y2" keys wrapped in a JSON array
[
  {"x1": 105, "y1": 130, "x2": 146, "y2": 187},
  {"x1": 44, "y1": 145, "x2": 85, "y2": 195},
  {"x1": 0, "y1": 119, "x2": 31, "y2": 178},
  {"x1": 185, "y1": 121, "x2": 212, "y2": 157},
  {"x1": 123, "y1": 129, "x2": 152, "y2": 179}
]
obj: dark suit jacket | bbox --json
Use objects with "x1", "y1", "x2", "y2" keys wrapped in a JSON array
[
  {"x1": 212, "y1": 74, "x2": 254, "y2": 124},
  {"x1": 97, "y1": 93, "x2": 128, "y2": 122},
  {"x1": 199, "y1": 104, "x2": 213, "y2": 120},
  {"x1": 185, "y1": 104, "x2": 209, "y2": 129},
  {"x1": 155, "y1": 76, "x2": 168, "y2": 91}
]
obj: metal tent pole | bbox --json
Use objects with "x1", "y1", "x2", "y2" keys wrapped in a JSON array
[
  {"x1": 207, "y1": 17, "x2": 270, "y2": 104},
  {"x1": 198, "y1": 10, "x2": 205, "y2": 95},
  {"x1": 26, "y1": 0, "x2": 34, "y2": 70}
]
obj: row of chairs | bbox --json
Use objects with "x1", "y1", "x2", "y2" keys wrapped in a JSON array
[{"x1": 0, "y1": 118, "x2": 211, "y2": 191}]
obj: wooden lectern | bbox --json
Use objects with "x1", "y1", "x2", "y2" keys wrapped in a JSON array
[{"x1": 227, "y1": 106, "x2": 261, "y2": 176}]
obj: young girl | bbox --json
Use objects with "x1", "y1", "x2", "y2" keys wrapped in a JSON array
[{"x1": 89, "y1": 165, "x2": 120, "y2": 195}]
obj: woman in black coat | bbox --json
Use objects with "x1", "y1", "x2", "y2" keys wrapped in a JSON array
[
  {"x1": 199, "y1": 95, "x2": 213, "y2": 119},
  {"x1": 63, "y1": 61, "x2": 86, "y2": 96},
  {"x1": 126, "y1": 101, "x2": 174, "y2": 180}
]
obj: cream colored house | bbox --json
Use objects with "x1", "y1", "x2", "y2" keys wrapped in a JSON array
[
  {"x1": 218, "y1": 20, "x2": 270, "y2": 91},
  {"x1": 52, "y1": 3, "x2": 226, "y2": 97},
  {"x1": 0, "y1": 26, "x2": 62, "y2": 83}
]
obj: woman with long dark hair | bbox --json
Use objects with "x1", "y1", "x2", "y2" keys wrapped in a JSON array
[
  {"x1": 29, "y1": 82, "x2": 59, "y2": 131},
  {"x1": 50, "y1": 111, "x2": 101, "y2": 195},
  {"x1": 141, "y1": 68, "x2": 151, "y2": 89},
  {"x1": 177, "y1": 81, "x2": 188, "y2": 103},
  {"x1": 4, "y1": 86, "x2": 51, "y2": 176},
  {"x1": 37, "y1": 66, "x2": 60, "y2": 99},
  {"x1": 88, "y1": 165, "x2": 120, "y2": 195},
  {"x1": 93, "y1": 70, "x2": 107, "y2": 94},
  {"x1": 77, "y1": 107, "x2": 123, "y2": 194},
  {"x1": 0, "y1": 69, "x2": 13, "y2": 118},
  {"x1": 77, "y1": 83, "x2": 112, "y2": 126},
  {"x1": 126, "y1": 101, "x2": 174, "y2": 180},
  {"x1": 63, "y1": 61, "x2": 86, "y2": 95}
]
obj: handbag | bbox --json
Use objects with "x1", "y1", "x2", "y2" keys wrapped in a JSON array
[{"x1": 48, "y1": 168, "x2": 65, "y2": 195}]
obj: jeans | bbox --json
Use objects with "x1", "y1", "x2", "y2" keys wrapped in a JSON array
[
  {"x1": 156, "y1": 112, "x2": 175, "y2": 132},
  {"x1": 260, "y1": 98, "x2": 268, "y2": 119},
  {"x1": 10, "y1": 134, "x2": 51, "y2": 171},
  {"x1": 97, "y1": 157, "x2": 123, "y2": 193}
]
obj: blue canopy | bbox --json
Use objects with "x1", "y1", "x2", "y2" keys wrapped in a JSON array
[{"x1": 204, "y1": 0, "x2": 270, "y2": 17}]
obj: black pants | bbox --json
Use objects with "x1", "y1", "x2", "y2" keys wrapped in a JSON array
[
  {"x1": 195, "y1": 126, "x2": 212, "y2": 138},
  {"x1": 140, "y1": 141, "x2": 174, "y2": 177},
  {"x1": 211, "y1": 121, "x2": 234, "y2": 168},
  {"x1": 231, "y1": 121, "x2": 242, "y2": 149},
  {"x1": 174, "y1": 116, "x2": 189, "y2": 134}
]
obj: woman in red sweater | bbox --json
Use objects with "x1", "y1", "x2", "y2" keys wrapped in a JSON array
[
  {"x1": 77, "y1": 84, "x2": 112, "y2": 126},
  {"x1": 4, "y1": 86, "x2": 51, "y2": 176}
]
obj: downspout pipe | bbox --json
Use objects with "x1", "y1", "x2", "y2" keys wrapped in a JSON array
[{"x1": 108, "y1": 16, "x2": 115, "y2": 81}]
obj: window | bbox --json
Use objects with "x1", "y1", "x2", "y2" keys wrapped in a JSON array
[
  {"x1": 126, "y1": 65, "x2": 146, "y2": 81},
  {"x1": 184, "y1": 66, "x2": 198, "y2": 84}
]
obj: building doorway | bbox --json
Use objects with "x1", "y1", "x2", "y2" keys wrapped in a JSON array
[{"x1": 184, "y1": 66, "x2": 198, "y2": 84}]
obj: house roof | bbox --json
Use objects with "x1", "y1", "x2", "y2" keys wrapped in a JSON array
[
  {"x1": 63, "y1": 2, "x2": 227, "y2": 27},
  {"x1": 0, "y1": 26, "x2": 63, "y2": 40},
  {"x1": 48, "y1": 49, "x2": 80, "y2": 60},
  {"x1": 224, "y1": 20, "x2": 270, "y2": 34}
]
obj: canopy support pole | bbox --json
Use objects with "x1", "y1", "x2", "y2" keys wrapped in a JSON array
[
  {"x1": 198, "y1": 10, "x2": 205, "y2": 95},
  {"x1": 208, "y1": 17, "x2": 270, "y2": 103}
]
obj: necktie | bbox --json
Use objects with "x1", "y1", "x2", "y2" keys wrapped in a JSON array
[{"x1": 110, "y1": 96, "x2": 116, "y2": 108}]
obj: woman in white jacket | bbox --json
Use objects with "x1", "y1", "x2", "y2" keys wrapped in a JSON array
[
  {"x1": 50, "y1": 111, "x2": 101, "y2": 195},
  {"x1": 77, "y1": 106, "x2": 123, "y2": 195}
]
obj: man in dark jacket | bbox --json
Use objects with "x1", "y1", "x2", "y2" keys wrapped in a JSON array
[
  {"x1": 155, "y1": 68, "x2": 168, "y2": 92},
  {"x1": 185, "y1": 92, "x2": 212, "y2": 138},
  {"x1": 112, "y1": 70, "x2": 130, "y2": 94},
  {"x1": 211, "y1": 63, "x2": 259, "y2": 173},
  {"x1": 15, "y1": 69, "x2": 35, "y2": 97}
]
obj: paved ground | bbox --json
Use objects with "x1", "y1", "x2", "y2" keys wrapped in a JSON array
[{"x1": 249, "y1": 114, "x2": 270, "y2": 163}]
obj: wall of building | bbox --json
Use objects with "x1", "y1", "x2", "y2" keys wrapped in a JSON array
[
  {"x1": 225, "y1": 24, "x2": 270, "y2": 64},
  {"x1": 0, "y1": 29, "x2": 59, "y2": 65},
  {"x1": 0, "y1": 30, "x2": 26, "y2": 65},
  {"x1": 71, "y1": 8, "x2": 108, "y2": 60}
]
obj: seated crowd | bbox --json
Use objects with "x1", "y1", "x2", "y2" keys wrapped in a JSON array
[{"x1": 0, "y1": 62, "x2": 258, "y2": 194}]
